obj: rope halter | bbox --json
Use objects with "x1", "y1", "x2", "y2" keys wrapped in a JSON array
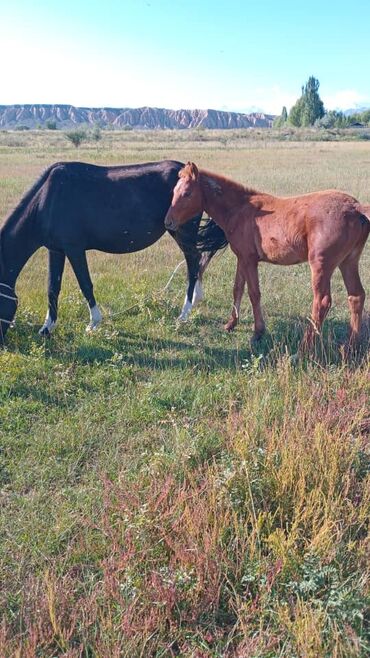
[{"x1": 0, "y1": 282, "x2": 18, "y2": 326}]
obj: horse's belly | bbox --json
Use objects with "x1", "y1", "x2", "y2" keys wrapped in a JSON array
[{"x1": 88, "y1": 228, "x2": 164, "y2": 254}]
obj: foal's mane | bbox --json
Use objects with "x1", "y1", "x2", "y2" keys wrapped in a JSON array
[
  {"x1": 201, "y1": 168, "x2": 257, "y2": 196},
  {"x1": 179, "y1": 164, "x2": 257, "y2": 197}
]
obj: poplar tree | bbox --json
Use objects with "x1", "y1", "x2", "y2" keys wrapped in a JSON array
[{"x1": 289, "y1": 76, "x2": 325, "y2": 127}]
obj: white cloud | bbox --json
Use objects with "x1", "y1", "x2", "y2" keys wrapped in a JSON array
[
  {"x1": 322, "y1": 89, "x2": 369, "y2": 111},
  {"x1": 214, "y1": 86, "x2": 298, "y2": 116}
]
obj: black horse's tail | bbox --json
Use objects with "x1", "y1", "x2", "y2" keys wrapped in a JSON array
[{"x1": 196, "y1": 217, "x2": 228, "y2": 252}]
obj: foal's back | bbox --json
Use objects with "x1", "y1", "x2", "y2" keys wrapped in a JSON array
[{"x1": 250, "y1": 189, "x2": 367, "y2": 266}]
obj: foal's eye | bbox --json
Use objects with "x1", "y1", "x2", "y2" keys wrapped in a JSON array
[{"x1": 184, "y1": 191, "x2": 192, "y2": 198}]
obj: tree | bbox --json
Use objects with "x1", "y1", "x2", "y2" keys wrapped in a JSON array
[
  {"x1": 273, "y1": 106, "x2": 288, "y2": 128},
  {"x1": 315, "y1": 110, "x2": 349, "y2": 129},
  {"x1": 301, "y1": 76, "x2": 324, "y2": 126},
  {"x1": 288, "y1": 76, "x2": 325, "y2": 127},
  {"x1": 289, "y1": 95, "x2": 305, "y2": 127}
]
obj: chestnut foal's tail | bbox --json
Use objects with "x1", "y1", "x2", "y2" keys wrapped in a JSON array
[{"x1": 358, "y1": 204, "x2": 370, "y2": 225}]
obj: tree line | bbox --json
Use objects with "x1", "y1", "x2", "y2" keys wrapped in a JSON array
[{"x1": 274, "y1": 76, "x2": 370, "y2": 129}]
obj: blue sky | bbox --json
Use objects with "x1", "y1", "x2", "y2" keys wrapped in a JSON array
[{"x1": 1, "y1": 0, "x2": 369, "y2": 113}]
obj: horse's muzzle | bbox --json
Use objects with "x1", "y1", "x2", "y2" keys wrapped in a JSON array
[{"x1": 164, "y1": 214, "x2": 178, "y2": 231}]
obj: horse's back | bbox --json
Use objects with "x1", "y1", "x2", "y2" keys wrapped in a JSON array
[{"x1": 38, "y1": 160, "x2": 185, "y2": 253}]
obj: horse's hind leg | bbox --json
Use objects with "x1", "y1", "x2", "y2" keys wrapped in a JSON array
[
  {"x1": 302, "y1": 259, "x2": 333, "y2": 349},
  {"x1": 39, "y1": 250, "x2": 65, "y2": 336},
  {"x1": 67, "y1": 250, "x2": 102, "y2": 332},
  {"x1": 193, "y1": 250, "x2": 217, "y2": 305},
  {"x1": 178, "y1": 250, "x2": 200, "y2": 321},
  {"x1": 339, "y1": 253, "x2": 366, "y2": 345}
]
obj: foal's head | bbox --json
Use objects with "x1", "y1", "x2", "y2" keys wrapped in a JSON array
[{"x1": 165, "y1": 162, "x2": 203, "y2": 231}]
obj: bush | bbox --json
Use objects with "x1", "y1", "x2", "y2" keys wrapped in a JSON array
[
  {"x1": 46, "y1": 120, "x2": 57, "y2": 130},
  {"x1": 90, "y1": 124, "x2": 102, "y2": 141},
  {"x1": 65, "y1": 129, "x2": 87, "y2": 147}
]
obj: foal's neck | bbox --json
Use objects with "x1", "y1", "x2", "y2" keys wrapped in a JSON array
[{"x1": 200, "y1": 171, "x2": 251, "y2": 230}]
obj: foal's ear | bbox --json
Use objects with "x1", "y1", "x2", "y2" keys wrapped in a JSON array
[{"x1": 186, "y1": 161, "x2": 199, "y2": 180}]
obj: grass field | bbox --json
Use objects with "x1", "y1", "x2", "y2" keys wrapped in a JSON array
[{"x1": 0, "y1": 130, "x2": 369, "y2": 657}]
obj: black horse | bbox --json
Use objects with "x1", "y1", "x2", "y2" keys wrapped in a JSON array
[{"x1": 0, "y1": 159, "x2": 227, "y2": 343}]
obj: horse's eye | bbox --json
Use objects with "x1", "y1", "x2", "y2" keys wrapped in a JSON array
[{"x1": 184, "y1": 191, "x2": 192, "y2": 198}]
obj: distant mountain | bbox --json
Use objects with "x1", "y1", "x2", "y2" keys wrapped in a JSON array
[
  {"x1": 343, "y1": 106, "x2": 370, "y2": 116},
  {"x1": 0, "y1": 104, "x2": 274, "y2": 130}
]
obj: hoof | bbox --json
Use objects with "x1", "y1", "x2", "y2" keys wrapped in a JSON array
[
  {"x1": 39, "y1": 326, "x2": 51, "y2": 338},
  {"x1": 87, "y1": 305, "x2": 102, "y2": 332},
  {"x1": 178, "y1": 299, "x2": 192, "y2": 322},
  {"x1": 251, "y1": 329, "x2": 265, "y2": 343},
  {"x1": 39, "y1": 319, "x2": 57, "y2": 336},
  {"x1": 86, "y1": 321, "x2": 101, "y2": 333},
  {"x1": 224, "y1": 320, "x2": 237, "y2": 332}
]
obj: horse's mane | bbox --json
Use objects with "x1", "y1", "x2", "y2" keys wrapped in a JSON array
[
  {"x1": 0, "y1": 228, "x2": 4, "y2": 279},
  {"x1": 2, "y1": 163, "x2": 56, "y2": 230}
]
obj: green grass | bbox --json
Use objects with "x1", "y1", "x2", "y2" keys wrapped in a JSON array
[{"x1": 0, "y1": 130, "x2": 369, "y2": 657}]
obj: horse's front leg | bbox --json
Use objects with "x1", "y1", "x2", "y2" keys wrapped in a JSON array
[
  {"x1": 225, "y1": 260, "x2": 245, "y2": 331},
  {"x1": 39, "y1": 250, "x2": 65, "y2": 336},
  {"x1": 67, "y1": 249, "x2": 102, "y2": 332},
  {"x1": 242, "y1": 259, "x2": 265, "y2": 340}
]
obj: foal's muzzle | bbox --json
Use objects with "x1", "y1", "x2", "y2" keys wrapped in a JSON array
[{"x1": 164, "y1": 214, "x2": 178, "y2": 231}]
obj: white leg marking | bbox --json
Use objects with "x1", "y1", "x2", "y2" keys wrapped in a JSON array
[
  {"x1": 86, "y1": 304, "x2": 102, "y2": 332},
  {"x1": 192, "y1": 280, "x2": 204, "y2": 306},
  {"x1": 39, "y1": 311, "x2": 57, "y2": 335},
  {"x1": 178, "y1": 295, "x2": 193, "y2": 321}
]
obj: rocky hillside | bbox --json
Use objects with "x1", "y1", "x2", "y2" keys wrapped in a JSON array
[{"x1": 0, "y1": 104, "x2": 274, "y2": 130}]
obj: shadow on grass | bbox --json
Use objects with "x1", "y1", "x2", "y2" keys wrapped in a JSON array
[{"x1": 5, "y1": 311, "x2": 369, "y2": 372}]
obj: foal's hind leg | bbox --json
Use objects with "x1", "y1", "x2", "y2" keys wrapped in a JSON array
[
  {"x1": 242, "y1": 258, "x2": 265, "y2": 340},
  {"x1": 39, "y1": 250, "x2": 65, "y2": 336},
  {"x1": 302, "y1": 259, "x2": 333, "y2": 349},
  {"x1": 67, "y1": 250, "x2": 102, "y2": 332},
  {"x1": 225, "y1": 260, "x2": 245, "y2": 332},
  {"x1": 339, "y1": 253, "x2": 366, "y2": 345}
]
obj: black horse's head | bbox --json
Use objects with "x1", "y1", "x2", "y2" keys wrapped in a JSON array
[{"x1": 0, "y1": 283, "x2": 17, "y2": 344}]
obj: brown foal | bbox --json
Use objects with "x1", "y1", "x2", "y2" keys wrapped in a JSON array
[{"x1": 165, "y1": 162, "x2": 369, "y2": 348}]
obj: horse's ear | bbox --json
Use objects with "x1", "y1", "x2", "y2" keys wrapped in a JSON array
[{"x1": 187, "y1": 162, "x2": 199, "y2": 180}]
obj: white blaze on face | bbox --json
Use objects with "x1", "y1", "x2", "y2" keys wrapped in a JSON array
[{"x1": 86, "y1": 304, "x2": 102, "y2": 332}]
